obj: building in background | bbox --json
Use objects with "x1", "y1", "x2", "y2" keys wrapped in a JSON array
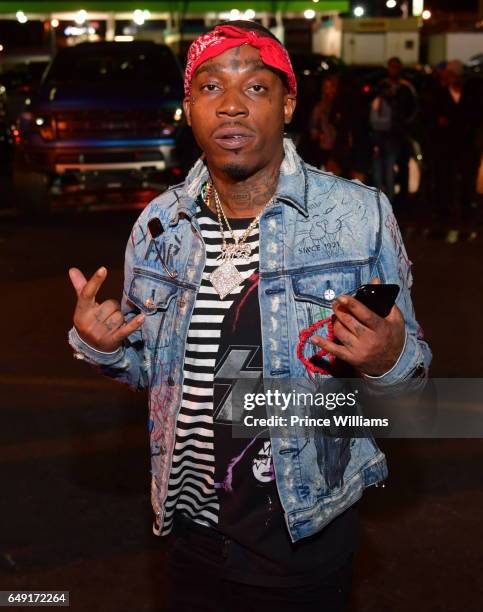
[{"x1": 0, "y1": 1, "x2": 480, "y2": 67}]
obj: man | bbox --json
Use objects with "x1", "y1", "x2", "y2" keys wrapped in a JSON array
[
  {"x1": 423, "y1": 60, "x2": 481, "y2": 242},
  {"x1": 68, "y1": 23, "x2": 431, "y2": 612},
  {"x1": 370, "y1": 56, "x2": 417, "y2": 210}
]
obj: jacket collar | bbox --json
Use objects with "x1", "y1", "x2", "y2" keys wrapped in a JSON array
[{"x1": 168, "y1": 138, "x2": 309, "y2": 226}]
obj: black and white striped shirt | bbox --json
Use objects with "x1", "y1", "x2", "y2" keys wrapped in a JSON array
[{"x1": 161, "y1": 198, "x2": 259, "y2": 535}]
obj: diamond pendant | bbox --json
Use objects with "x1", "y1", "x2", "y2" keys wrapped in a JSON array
[{"x1": 209, "y1": 260, "x2": 244, "y2": 299}]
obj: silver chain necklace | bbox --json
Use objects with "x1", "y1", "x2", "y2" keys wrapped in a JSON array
[{"x1": 203, "y1": 181, "x2": 271, "y2": 299}]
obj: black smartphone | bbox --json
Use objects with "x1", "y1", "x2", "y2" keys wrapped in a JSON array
[{"x1": 353, "y1": 283, "x2": 400, "y2": 318}]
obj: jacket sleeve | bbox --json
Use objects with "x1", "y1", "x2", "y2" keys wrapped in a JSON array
[
  {"x1": 363, "y1": 191, "x2": 432, "y2": 392},
  {"x1": 67, "y1": 220, "x2": 149, "y2": 392}
]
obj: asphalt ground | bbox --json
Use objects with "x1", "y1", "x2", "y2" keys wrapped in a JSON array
[{"x1": 0, "y1": 193, "x2": 482, "y2": 611}]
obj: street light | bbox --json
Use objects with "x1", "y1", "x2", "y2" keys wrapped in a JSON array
[
  {"x1": 353, "y1": 6, "x2": 365, "y2": 17},
  {"x1": 16, "y1": 11, "x2": 28, "y2": 24},
  {"x1": 386, "y1": 0, "x2": 397, "y2": 8},
  {"x1": 75, "y1": 10, "x2": 87, "y2": 25},
  {"x1": 244, "y1": 9, "x2": 256, "y2": 20},
  {"x1": 133, "y1": 9, "x2": 146, "y2": 25},
  {"x1": 422, "y1": 9, "x2": 431, "y2": 20},
  {"x1": 229, "y1": 9, "x2": 240, "y2": 20},
  {"x1": 304, "y1": 9, "x2": 316, "y2": 19},
  {"x1": 51, "y1": 18, "x2": 59, "y2": 28}
]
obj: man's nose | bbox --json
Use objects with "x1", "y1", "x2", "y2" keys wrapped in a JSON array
[{"x1": 216, "y1": 88, "x2": 249, "y2": 117}]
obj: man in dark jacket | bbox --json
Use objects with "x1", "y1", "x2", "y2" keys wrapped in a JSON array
[{"x1": 370, "y1": 57, "x2": 417, "y2": 210}]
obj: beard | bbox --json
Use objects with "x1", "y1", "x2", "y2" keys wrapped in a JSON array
[{"x1": 219, "y1": 162, "x2": 253, "y2": 181}]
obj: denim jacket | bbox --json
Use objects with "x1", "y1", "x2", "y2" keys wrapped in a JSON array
[{"x1": 69, "y1": 139, "x2": 431, "y2": 542}]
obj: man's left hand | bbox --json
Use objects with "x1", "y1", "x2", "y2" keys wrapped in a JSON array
[{"x1": 311, "y1": 278, "x2": 406, "y2": 377}]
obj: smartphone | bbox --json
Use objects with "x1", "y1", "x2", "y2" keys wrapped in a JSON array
[{"x1": 353, "y1": 283, "x2": 400, "y2": 318}]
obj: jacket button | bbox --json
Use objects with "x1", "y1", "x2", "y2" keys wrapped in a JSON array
[
  {"x1": 324, "y1": 288, "x2": 336, "y2": 301},
  {"x1": 144, "y1": 297, "x2": 155, "y2": 309},
  {"x1": 167, "y1": 376, "x2": 175, "y2": 386},
  {"x1": 177, "y1": 299, "x2": 186, "y2": 308}
]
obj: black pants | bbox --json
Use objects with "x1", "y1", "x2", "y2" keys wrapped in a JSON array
[{"x1": 162, "y1": 516, "x2": 353, "y2": 612}]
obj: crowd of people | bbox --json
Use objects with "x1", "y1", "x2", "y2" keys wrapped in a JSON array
[{"x1": 299, "y1": 57, "x2": 482, "y2": 241}]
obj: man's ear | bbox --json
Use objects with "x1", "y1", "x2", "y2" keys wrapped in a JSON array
[
  {"x1": 284, "y1": 95, "x2": 296, "y2": 125},
  {"x1": 183, "y1": 97, "x2": 192, "y2": 127}
]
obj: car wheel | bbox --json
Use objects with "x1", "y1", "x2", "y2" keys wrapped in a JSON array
[{"x1": 13, "y1": 157, "x2": 50, "y2": 217}]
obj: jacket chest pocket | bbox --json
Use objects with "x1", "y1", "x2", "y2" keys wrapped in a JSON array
[
  {"x1": 291, "y1": 266, "x2": 363, "y2": 335},
  {"x1": 127, "y1": 268, "x2": 179, "y2": 349}
]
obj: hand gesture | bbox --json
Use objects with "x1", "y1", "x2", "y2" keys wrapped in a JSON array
[{"x1": 69, "y1": 266, "x2": 144, "y2": 353}]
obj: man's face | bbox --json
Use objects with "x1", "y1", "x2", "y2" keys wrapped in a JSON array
[
  {"x1": 387, "y1": 59, "x2": 402, "y2": 80},
  {"x1": 183, "y1": 44, "x2": 296, "y2": 180}
]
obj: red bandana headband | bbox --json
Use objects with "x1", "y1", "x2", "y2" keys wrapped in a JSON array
[{"x1": 184, "y1": 24, "x2": 297, "y2": 97}]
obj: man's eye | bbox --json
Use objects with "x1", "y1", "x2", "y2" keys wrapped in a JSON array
[
  {"x1": 249, "y1": 84, "x2": 266, "y2": 93},
  {"x1": 201, "y1": 83, "x2": 219, "y2": 92}
]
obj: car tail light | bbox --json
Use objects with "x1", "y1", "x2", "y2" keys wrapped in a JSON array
[{"x1": 12, "y1": 126, "x2": 21, "y2": 144}]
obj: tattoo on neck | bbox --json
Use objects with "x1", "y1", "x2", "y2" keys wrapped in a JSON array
[{"x1": 218, "y1": 169, "x2": 279, "y2": 215}]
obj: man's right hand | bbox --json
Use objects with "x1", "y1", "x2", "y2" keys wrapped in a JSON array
[{"x1": 69, "y1": 266, "x2": 144, "y2": 353}]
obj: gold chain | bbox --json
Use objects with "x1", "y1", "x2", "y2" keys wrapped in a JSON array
[
  {"x1": 213, "y1": 187, "x2": 262, "y2": 249},
  {"x1": 202, "y1": 180, "x2": 273, "y2": 261}
]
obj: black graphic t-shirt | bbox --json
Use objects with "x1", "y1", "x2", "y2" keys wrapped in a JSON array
[
  {"x1": 166, "y1": 193, "x2": 358, "y2": 586},
  {"x1": 212, "y1": 268, "x2": 280, "y2": 536}
]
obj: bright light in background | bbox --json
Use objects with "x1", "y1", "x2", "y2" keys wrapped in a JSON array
[
  {"x1": 75, "y1": 9, "x2": 87, "y2": 25},
  {"x1": 229, "y1": 9, "x2": 240, "y2": 20},
  {"x1": 353, "y1": 6, "x2": 365, "y2": 17},
  {"x1": 133, "y1": 9, "x2": 150, "y2": 25},
  {"x1": 51, "y1": 18, "x2": 59, "y2": 28},
  {"x1": 174, "y1": 108, "x2": 183, "y2": 121},
  {"x1": 133, "y1": 9, "x2": 145, "y2": 25},
  {"x1": 313, "y1": 0, "x2": 319, "y2": 3},
  {"x1": 65, "y1": 25, "x2": 95, "y2": 36},
  {"x1": 244, "y1": 9, "x2": 256, "y2": 20},
  {"x1": 16, "y1": 11, "x2": 28, "y2": 24},
  {"x1": 386, "y1": 0, "x2": 397, "y2": 8},
  {"x1": 0, "y1": 44, "x2": 4, "y2": 52},
  {"x1": 412, "y1": 0, "x2": 424, "y2": 16},
  {"x1": 422, "y1": 9, "x2": 431, "y2": 20},
  {"x1": 114, "y1": 35, "x2": 134, "y2": 41},
  {"x1": 304, "y1": 9, "x2": 316, "y2": 19}
]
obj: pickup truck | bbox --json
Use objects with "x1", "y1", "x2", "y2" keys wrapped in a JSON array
[{"x1": 13, "y1": 41, "x2": 188, "y2": 214}]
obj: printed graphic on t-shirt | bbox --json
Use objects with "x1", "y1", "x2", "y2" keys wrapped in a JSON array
[{"x1": 213, "y1": 272, "x2": 277, "y2": 523}]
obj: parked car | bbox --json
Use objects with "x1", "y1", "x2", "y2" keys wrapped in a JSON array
[
  {"x1": 13, "y1": 41, "x2": 186, "y2": 213},
  {"x1": 0, "y1": 58, "x2": 50, "y2": 123}
]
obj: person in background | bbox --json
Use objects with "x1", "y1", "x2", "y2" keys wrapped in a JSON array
[
  {"x1": 370, "y1": 57, "x2": 417, "y2": 211},
  {"x1": 309, "y1": 75, "x2": 365, "y2": 180},
  {"x1": 423, "y1": 60, "x2": 482, "y2": 242}
]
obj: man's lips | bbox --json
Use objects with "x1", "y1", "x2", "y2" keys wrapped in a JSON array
[{"x1": 212, "y1": 127, "x2": 254, "y2": 150}]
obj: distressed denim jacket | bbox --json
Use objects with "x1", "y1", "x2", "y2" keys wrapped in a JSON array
[{"x1": 68, "y1": 139, "x2": 431, "y2": 542}]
